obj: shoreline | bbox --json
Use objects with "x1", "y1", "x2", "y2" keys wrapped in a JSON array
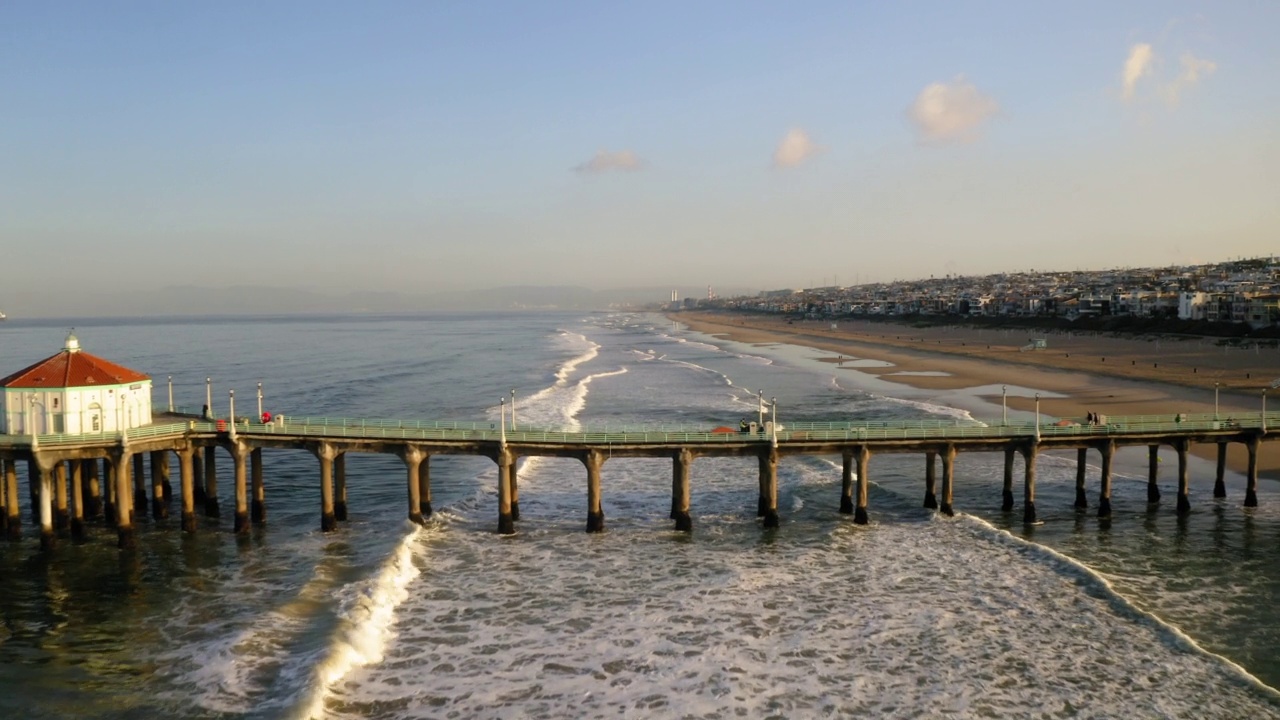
[{"x1": 668, "y1": 311, "x2": 1280, "y2": 482}]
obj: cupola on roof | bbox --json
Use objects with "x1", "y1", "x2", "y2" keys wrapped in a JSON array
[{"x1": 0, "y1": 335, "x2": 150, "y2": 389}]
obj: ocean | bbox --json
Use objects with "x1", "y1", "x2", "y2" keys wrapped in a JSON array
[{"x1": 0, "y1": 311, "x2": 1277, "y2": 719}]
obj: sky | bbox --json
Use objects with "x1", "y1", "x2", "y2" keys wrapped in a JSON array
[{"x1": 2, "y1": 1, "x2": 1278, "y2": 304}]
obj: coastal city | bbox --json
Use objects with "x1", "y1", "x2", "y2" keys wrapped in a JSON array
[{"x1": 679, "y1": 256, "x2": 1280, "y2": 332}]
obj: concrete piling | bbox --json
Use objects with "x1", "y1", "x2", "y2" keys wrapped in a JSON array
[
  {"x1": 839, "y1": 450, "x2": 854, "y2": 514},
  {"x1": 232, "y1": 443, "x2": 249, "y2": 534},
  {"x1": 53, "y1": 461, "x2": 69, "y2": 534},
  {"x1": 113, "y1": 451, "x2": 135, "y2": 549},
  {"x1": 402, "y1": 446, "x2": 425, "y2": 526},
  {"x1": 192, "y1": 447, "x2": 206, "y2": 507},
  {"x1": 672, "y1": 449, "x2": 692, "y2": 532},
  {"x1": 1176, "y1": 440, "x2": 1191, "y2": 516},
  {"x1": 940, "y1": 445, "x2": 956, "y2": 517},
  {"x1": 179, "y1": 448, "x2": 197, "y2": 533},
  {"x1": 1147, "y1": 445, "x2": 1161, "y2": 503},
  {"x1": 585, "y1": 450, "x2": 605, "y2": 533},
  {"x1": 1074, "y1": 448, "x2": 1088, "y2": 509},
  {"x1": 855, "y1": 445, "x2": 870, "y2": 525},
  {"x1": 70, "y1": 460, "x2": 86, "y2": 541},
  {"x1": 250, "y1": 448, "x2": 265, "y2": 525},
  {"x1": 1000, "y1": 448, "x2": 1013, "y2": 512},
  {"x1": 28, "y1": 458, "x2": 38, "y2": 525},
  {"x1": 38, "y1": 459, "x2": 55, "y2": 551},
  {"x1": 85, "y1": 459, "x2": 102, "y2": 518},
  {"x1": 510, "y1": 455, "x2": 521, "y2": 522},
  {"x1": 132, "y1": 454, "x2": 147, "y2": 516},
  {"x1": 103, "y1": 457, "x2": 117, "y2": 529},
  {"x1": 150, "y1": 451, "x2": 168, "y2": 521},
  {"x1": 317, "y1": 444, "x2": 337, "y2": 532},
  {"x1": 497, "y1": 449, "x2": 514, "y2": 535},
  {"x1": 4, "y1": 459, "x2": 19, "y2": 540},
  {"x1": 1213, "y1": 442, "x2": 1227, "y2": 498},
  {"x1": 759, "y1": 449, "x2": 779, "y2": 529},
  {"x1": 203, "y1": 447, "x2": 220, "y2": 517},
  {"x1": 1022, "y1": 444, "x2": 1038, "y2": 524},
  {"x1": 1245, "y1": 437, "x2": 1259, "y2": 507},
  {"x1": 417, "y1": 456, "x2": 432, "y2": 518},
  {"x1": 1098, "y1": 441, "x2": 1114, "y2": 518},
  {"x1": 925, "y1": 450, "x2": 939, "y2": 510},
  {"x1": 334, "y1": 454, "x2": 348, "y2": 521}
]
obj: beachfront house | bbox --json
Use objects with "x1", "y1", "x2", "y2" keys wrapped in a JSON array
[{"x1": 0, "y1": 333, "x2": 152, "y2": 436}]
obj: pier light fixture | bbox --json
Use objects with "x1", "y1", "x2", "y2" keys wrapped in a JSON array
[
  {"x1": 168, "y1": 376, "x2": 174, "y2": 413},
  {"x1": 1002, "y1": 385, "x2": 1007, "y2": 426},
  {"x1": 511, "y1": 389, "x2": 517, "y2": 431},
  {"x1": 205, "y1": 378, "x2": 212, "y2": 420},
  {"x1": 1214, "y1": 381, "x2": 1220, "y2": 420},
  {"x1": 500, "y1": 397, "x2": 507, "y2": 445},
  {"x1": 758, "y1": 390, "x2": 765, "y2": 427},
  {"x1": 257, "y1": 382, "x2": 263, "y2": 419},
  {"x1": 229, "y1": 389, "x2": 237, "y2": 438},
  {"x1": 771, "y1": 397, "x2": 778, "y2": 448}
]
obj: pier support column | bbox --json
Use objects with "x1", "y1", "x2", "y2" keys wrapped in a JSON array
[
  {"x1": 231, "y1": 442, "x2": 249, "y2": 534},
  {"x1": 4, "y1": 459, "x2": 19, "y2": 540},
  {"x1": 316, "y1": 443, "x2": 337, "y2": 532},
  {"x1": 150, "y1": 451, "x2": 168, "y2": 520},
  {"x1": 203, "y1": 447, "x2": 220, "y2": 518},
  {"x1": 178, "y1": 447, "x2": 197, "y2": 533},
  {"x1": 103, "y1": 457, "x2": 117, "y2": 529},
  {"x1": 334, "y1": 454, "x2": 348, "y2": 521},
  {"x1": 1001, "y1": 448, "x2": 1014, "y2": 511},
  {"x1": 496, "y1": 448, "x2": 514, "y2": 535},
  {"x1": 84, "y1": 459, "x2": 102, "y2": 518},
  {"x1": 839, "y1": 450, "x2": 854, "y2": 514},
  {"x1": 159, "y1": 451, "x2": 173, "y2": 509},
  {"x1": 132, "y1": 454, "x2": 147, "y2": 517},
  {"x1": 70, "y1": 460, "x2": 86, "y2": 541},
  {"x1": 1099, "y1": 441, "x2": 1114, "y2": 518},
  {"x1": 759, "y1": 449, "x2": 779, "y2": 529},
  {"x1": 510, "y1": 455, "x2": 520, "y2": 522},
  {"x1": 401, "y1": 446, "x2": 425, "y2": 526},
  {"x1": 1147, "y1": 445, "x2": 1162, "y2": 503},
  {"x1": 250, "y1": 448, "x2": 265, "y2": 525},
  {"x1": 925, "y1": 451, "x2": 939, "y2": 510},
  {"x1": 855, "y1": 446, "x2": 870, "y2": 525},
  {"x1": 940, "y1": 445, "x2": 955, "y2": 517},
  {"x1": 1245, "y1": 437, "x2": 1259, "y2": 508},
  {"x1": 53, "y1": 461, "x2": 69, "y2": 535},
  {"x1": 585, "y1": 450, "x2": 605, "y2": 533},
  {"x1": 36, "y1": 456, "x2": 55, "y2": 550},
  {"x1": 672, "y1": 449, "x2": 692, "y2": 532},
  {"x1": 1213, "y1": 443, "x2": 1228, "y2": 498},
  {"x1": 418, "y1": 456, "x2": 432, "y2": 518},
  {"x1": 0, "y1": 460, "x2": 7, "y2": 538},
  {"x1": 1074, "y1": 448, "x2": 1088, "y2": 509},
  {"x1": 28, "y1": 458, "x2": 38, "y2": 525},
  {"x1": 1175, "y1": 440, "x2": 1191, "y2": 516},
  {"x1": 192, "y1": 447, "x2": 206, "y2": 507},
  {"x1": 1022, "y1": 444, "x2": 1038, "y2": 524},
  {"x1": 111, "y1": 449, "x2": 136, "y2": 549}
]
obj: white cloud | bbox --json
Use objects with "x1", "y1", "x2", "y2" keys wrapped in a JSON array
[
  {"x1": 573, "y1": 149, "x2": 644, "y2": 174},
  {"x1": 1160, "y1": 52, "x2": 1217, "y2": 105},
  {"x1": 1122, "y1": 43, "x2": 1155, "y2": 101},
  {"x1": 907, "y1": 77, "x2": 999, "y2": 145},
  {"x1": 772, "y1": 128, "x2": 821, "y2": 168}
]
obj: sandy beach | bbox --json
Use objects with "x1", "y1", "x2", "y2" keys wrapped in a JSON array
[{"x1": 670, "y1": 311, "x2": 1280, "y2": 482}]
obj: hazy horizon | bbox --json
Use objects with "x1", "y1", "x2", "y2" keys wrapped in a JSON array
[{"x1": 3, "y1": 3, "x2": 1277, "y2": 311}]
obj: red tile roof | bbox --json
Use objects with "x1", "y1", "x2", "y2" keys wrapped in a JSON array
[{"x1": 0, "y1": 350, "x2": 150, "y2": 389}]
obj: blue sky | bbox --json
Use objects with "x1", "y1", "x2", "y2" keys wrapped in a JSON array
[{"x1": 2, "y1": 2, "x2": 1276, "y2": 301}]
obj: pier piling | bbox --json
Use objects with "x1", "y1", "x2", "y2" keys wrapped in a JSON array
[
  {"x1": 334, "y1": 454, "x2": 348, "y2": 521},
  {"x1": 3, "y1": 459, "x2": 18, "y2": 540},
  {"x1": 53, "y1": 461, "x2": 69, "y2": 535},
  {"x1": 28, "y1": 459, "x2": 38, "y2": 525},
  {"x1": 855, "y1": 446, "x2": 870, "y2": 525},
  {"x1": 672, "y1": 449, "x2": 692, "y2": 532},
  {"x1": 402, "y1": 446, "x2": 425, "y2": 526},
  {"x1": 192, "y1": 447, "x2": 206, "y2": 507},
  {"x1": 585, "y1": 450, "x2": 605, "y2": 533},
  {"x1": 1098, "y1": 441, "x2": 1114, "y2": 518},
  {"x1": 250, "y1": 448, "x2": 265, "y2": 525},
  {"x1": 1147, "y1": 445, "x2": 1161, "y2": 503},
  {"x1": 940, "y1": 445, "x2": 956, "y2": 517},
  {"x1": 132, "y1": 454, "x2": 147, "y2": 517},
  {"x1": 1176, "y1": 440, "x2": 1191, "y2": 516},
  {"x1": 103, "y1": 457, "x2": 117, "y2": 529},
  {"x1": 37, "y1": 458, "x2": 55, "y2": 550},
  {"x1": 112, "y1": 450, "x2": 135, "y2": 549},
  {"x1": 1245, "y1": 437, "x2": 1259, "y2": 507},
  {"x1": 85, "y1": 459, "x2": 102, "y2": 518},
  {"x1": 150, "y1": 451, "x2": 168, "y2": 521},
  {"x1": 232, "y1": 443, "x2": 249, "y2": 534},
  {"x1": 925, "y1": 450, "x2": 939, "y2": 510},
  {"x1": 179, "y1": 448, "x2": 196, "y2": 533},
  {"x1": 70, "y1": 460, "x2": 86, "y2": 541},
  {"x1": 317, "y1": 444, "x2": 337, "y2": 532},
  {"x1": 1000, "y1": 448, "x2": 1013, "y2": 511},
  {"x1": 1074, "y1": 448, "x2": 1088, "y2": 509},
  {"x1": 1022, "y1": 444, "x2": 1038, "y2": 524},
  {"x1": 203, "y1": 448, "x2": 220, "y2": 518},
  {"x1": 418, "y1": 455, "x2": 432, "y2": 518},
  {"x1": 759, "y1": 450, "x2": 779, "y2": 529},
  {"x1": 497, "y1": 449, "x2": 514, "y2": 535},
  {"x1": 510, "y1": 455, "x2": 520, "y2": 522},
  {"x1": 1214, "y1": 443, "x2": 1227, "y2": 498},
  {"x1": 839, "y1": 450, "x2": 854, "y2": 514}
]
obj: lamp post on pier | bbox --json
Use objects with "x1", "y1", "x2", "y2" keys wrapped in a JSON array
[
  {"x1": 205, "y1": 378, "x2": 212, "y2": 419},
  {"x1": 1214, "y1": 381, "x2": 1220, "y2": 420},
  {"x1": 510, "y1": 389, "x2": 517, "y2": 431},
  {"x1": 167, "y1": 376, "x2": 174, "y2": 413},
  {"x1": 1002, "y1": 385, "x2": 1007, "y2": 426},
  {"x1": 228, "y1": 390, "x2": 237, "y2": 439},
  {"x1": 770, "y1": 397, "x2": 778, "y2": 448},
  {"x1": 1034, "y1": 393, "x2": 1041, "y2": 442},
  {"x1": 500, "y1": 397, "x2": 507, "y2": 445},
  {"x1": 757, "y1": 390, "x2": 765, "y2": 428},
  {"x1": 257, "y1": 382, "x2": 263, "y2": 420}
]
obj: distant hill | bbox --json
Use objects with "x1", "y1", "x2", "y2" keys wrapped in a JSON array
[{"x1": 2, "y1": 285, "x2": 757, "y2": 318}]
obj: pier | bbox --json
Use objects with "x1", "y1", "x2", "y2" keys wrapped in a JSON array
[{"x1": 0, "y1": 407, "x2": 1275, "y2": 549}]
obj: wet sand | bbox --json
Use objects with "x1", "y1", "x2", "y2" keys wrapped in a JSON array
[{"x1": 669, "y1": 311, "x2": 1280, "y2": 481}]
